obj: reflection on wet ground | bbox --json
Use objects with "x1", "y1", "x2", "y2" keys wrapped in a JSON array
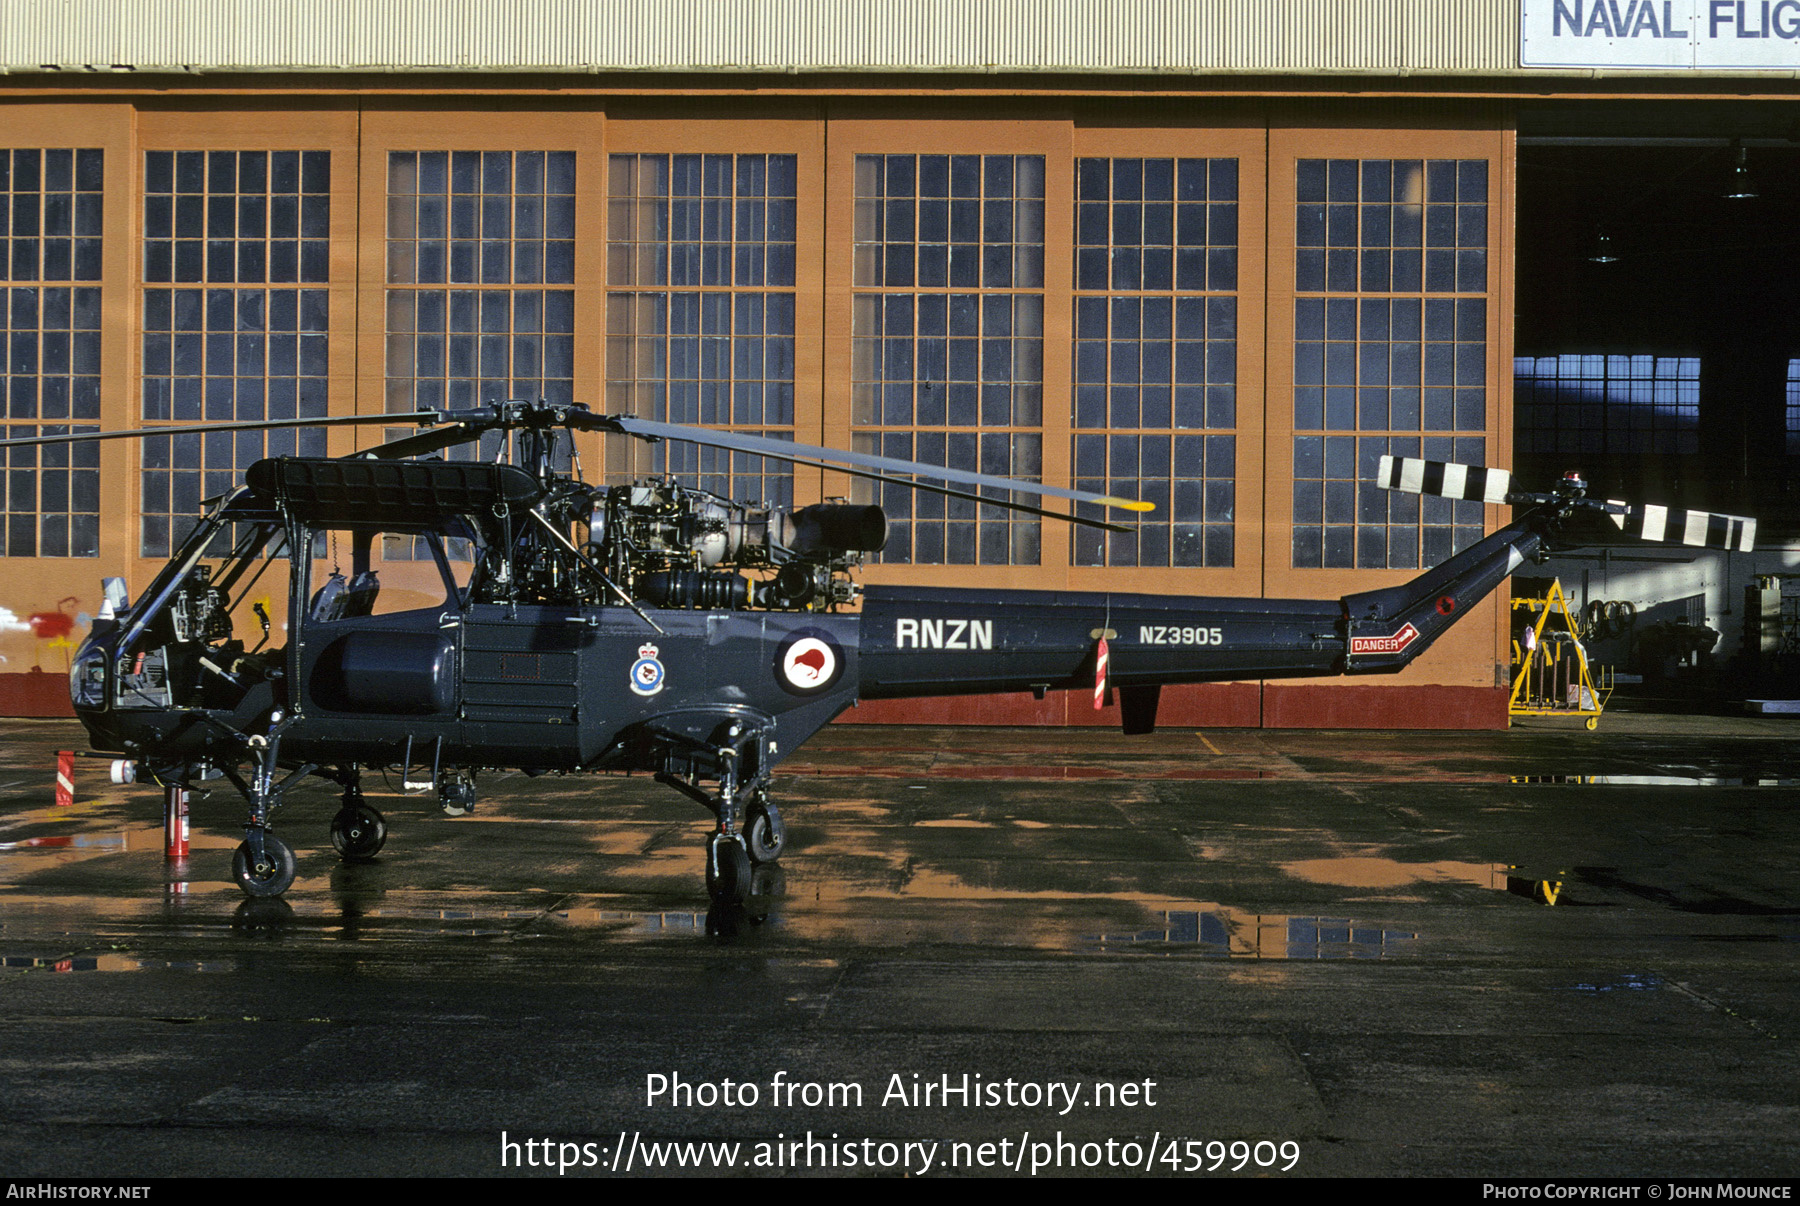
[
  {"x1": 1, "y1": 712, "x2": 1795, "y2": 969},
  {"x1": 3, "y1": 714, "x2": 1799, "y2": 1178},
  {"x1": 1084, "y1": 909, "x2": 1419, "y2": 958}
]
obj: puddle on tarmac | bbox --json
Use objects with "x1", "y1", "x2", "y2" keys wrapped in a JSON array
[
  {"x1": 1278, "y1": 856, "x2": 1568, "y2": 904},
  {"x1": 2, "y1": 953, "x2": 236, "y2": 973},
  {"x1": 1082, "y1": 908, "x2": 1418, "y2": 959},
  {"x1": 1555, "y1": 973, "x2": 1665, "y2": 993}
]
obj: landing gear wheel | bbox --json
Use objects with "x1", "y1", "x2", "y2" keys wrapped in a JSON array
[
  {"x1": 439, "y1": 773, "x2": 477, "y2": 816},
  {"x1": 744, "y1": 798, "x2": 786, "y2": 864},
  {"x1": 233, "y1": 833, "x2": 297, "y2": 898},
  {"x1": 706, "y1": 835, "x2": 752, "y2": 905},
  {"x1": 330, "y1": 803, "x2": 388, "y2": 862}
]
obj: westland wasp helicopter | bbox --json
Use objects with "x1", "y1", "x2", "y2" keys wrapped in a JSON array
[{"x1": 9, "y1": 399, "x2": 1756, "y2": 904}]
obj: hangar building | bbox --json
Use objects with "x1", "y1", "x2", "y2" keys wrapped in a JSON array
[{"x1": 0, "y1": 0, "x2": 1794, "y2": 726}]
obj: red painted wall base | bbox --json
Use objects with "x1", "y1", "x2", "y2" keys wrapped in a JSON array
[
  {"x1": 0, "y1": 670, "x2": 75, "y2": 718},
  {"x1": 840, "y1": 682, "x2": 1509, "y2": 730},
  {"x1": 1260, "y1": 683, "x2": 1509, "y2": 730},
  {"x1": 840, "y1": 682, "x2": 1262, "y2": 728}
]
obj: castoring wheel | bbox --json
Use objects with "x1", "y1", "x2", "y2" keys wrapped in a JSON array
[
  {"x1": 330, "y1": 803, "x2": 388, "y2": 863},
  {"x1": 744, "y1": 797, "x2": 786, "y2": 864},
  {"x1": 233, "y1": 833, "x2": 297, "y2": 898}
]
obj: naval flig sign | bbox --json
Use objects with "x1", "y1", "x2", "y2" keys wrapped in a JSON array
[{"x1": 1522, "y1": 0, "x2": 1800, "y2": 67}]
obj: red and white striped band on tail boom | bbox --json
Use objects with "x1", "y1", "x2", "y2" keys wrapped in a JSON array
[
  {"x1": 1093, "y1": 636, "x2": 1109, "y2": 711},
  {"x1": 1609, "y1": 503, "x2": 1756, "y2": 552},
  {"x1": 1376, "y1": 455, "x2": 1512, "y2": 504}
]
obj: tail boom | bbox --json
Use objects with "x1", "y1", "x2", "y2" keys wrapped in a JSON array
[{"x1": 856, "y1": 519, "x2": 1546, "y2": 705}]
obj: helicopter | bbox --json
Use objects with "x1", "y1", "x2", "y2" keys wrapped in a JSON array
[{"x1": 11, "y1": 399, "x2": 1756, "y2": 904}]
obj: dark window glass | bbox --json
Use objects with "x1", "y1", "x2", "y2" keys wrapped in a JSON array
[
  {"x1": 1072, "y1": 158, "x2": 1238, "y2": 568},
  {"x1": 853, "y1": 154, "x2": 1045, "y2": 565},
  {"x1": 1292, "y1": 157, "x2": 1490, "y2": 569}
]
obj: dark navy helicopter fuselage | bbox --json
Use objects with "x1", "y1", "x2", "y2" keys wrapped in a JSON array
[{"x1": 50, "y1": 402, "x2": 1749, "y2": 903}]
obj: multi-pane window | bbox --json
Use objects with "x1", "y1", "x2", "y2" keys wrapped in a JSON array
[
  {"x1": 606, "y1": 153, "x2": 797, "y2": 506},
  {"x1": 142, "y1": 151, "x2": 330, "y2": 556},
  {"x1": 386, "y1": 151, "x2": 576, "y2": 457},
  {"x1": 140, "y1": 288, "x2": 328, "y2": 555},
  {"x1": 1514, "y1": 354, "x2": 1700, "y2": 456},
  {"x1": 0, "y1": 150, "x2": 102, "y2": 558},
  {"x1": 385, "y1": 287, "x2": 573, "y2": 417},
  {"x1": 145, "y1": 151, "x2": 328, "y2": 285},
  {"x1": 1292, "y1": 159, "x2": 1490, "y2": 570},
  {"x1": 3, "y1": 426, "x2": 99, "y2": 558},
  {"x1": 4, "y1": 149, "x2": 103, "y2": 283},
  {"x1": 1789, "y1": 359, "x2": 1800, "y2": 456},
  {"x1": 1294, "y1": 433, "x2": 1486, "y2": 571},
  {"x1": 851, "y1": 154, "x2": 1044, "y2": 565},
  {"x1": 1072, "y1": 157, "x2": 1237, "y2": 568}
]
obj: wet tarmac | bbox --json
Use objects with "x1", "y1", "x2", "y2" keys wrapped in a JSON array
[{"x1": 0, "y1": 709, "x2": 1796, "y2": 1178}]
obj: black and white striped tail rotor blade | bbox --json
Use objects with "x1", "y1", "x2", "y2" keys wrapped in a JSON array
[
  {"x1": 1611, "y1": 504, "x2": 1756, "y2": 552},
  {"x1": 1375, "y1": 455, "x2": 1512, "y2": 504}
]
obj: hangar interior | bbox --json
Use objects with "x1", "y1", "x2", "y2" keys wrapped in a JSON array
[{"x1": 1515, "y1": 100, "x2": 1800, "y2": 697}]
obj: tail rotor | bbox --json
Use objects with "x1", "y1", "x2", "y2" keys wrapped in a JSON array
[{"x1": 1374, "y1": 455, "x2": 1755, "y2": 553}]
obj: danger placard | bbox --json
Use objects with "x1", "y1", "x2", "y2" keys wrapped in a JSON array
[{"x1": 1349, "y1": 623, "x2": 1420, "y2": 656}]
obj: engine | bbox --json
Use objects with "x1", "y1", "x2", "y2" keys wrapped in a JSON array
[{"x1": 581, "y1": 480, "x2": 885, "y2": 612}]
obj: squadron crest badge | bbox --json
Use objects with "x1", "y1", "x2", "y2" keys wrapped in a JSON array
[{"x1": 629, "y1": 643, "x2": 666, "y2": 696}]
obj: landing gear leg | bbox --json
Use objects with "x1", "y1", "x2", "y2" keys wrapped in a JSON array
[
  {"x1": 226, "y1": 724, "x2": 316, "y2": 899},
  {"x1": 651, "y1": 720, "x2": 780, "y2": 906},
  {"x1": 707, "y1": 736, "x2": 756, "y2": 905}
]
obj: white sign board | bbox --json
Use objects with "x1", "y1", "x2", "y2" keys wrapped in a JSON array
[{"x1": 1522, "y1": 0, "x2": 1800, "y2": 68}]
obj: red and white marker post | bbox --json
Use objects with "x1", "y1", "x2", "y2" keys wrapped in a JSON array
[
  {"x1": 54, "y1": 750, "x2": 74, "y2": 807},
  {"x1": 164, "y1": 786, "x2": 190, "y2": 861}
]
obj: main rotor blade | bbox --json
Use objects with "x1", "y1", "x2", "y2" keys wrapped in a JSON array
[
  {"x1": 589, "y1": 414, "x2": 1157, "y2": 515},
  {"x1": 773, "y1": 450, "x2": 1131, "y2": 533},
  {"x1": 358, "y1": 421, "x2": 491, "y2": 460},
  {"x1": 0, "y1": 411, "x2": 441, "y2": 450}
]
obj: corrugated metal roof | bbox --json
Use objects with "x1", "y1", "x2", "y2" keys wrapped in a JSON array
[
  {"x1": 0, "y1": 0, "x2": 1543, "y2": 76},
  {"x1": 5, "y1": 0, "x2": 1791, "y2": 78}
]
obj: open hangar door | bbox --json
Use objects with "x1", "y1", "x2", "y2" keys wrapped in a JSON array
[{"x1": 1514, "y1": 102, "x2": 1800, "y2": 698}]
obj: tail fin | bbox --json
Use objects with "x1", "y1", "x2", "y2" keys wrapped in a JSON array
[{"x1": 1340, "y1": 520, "x2": 1542, "y2": 673}]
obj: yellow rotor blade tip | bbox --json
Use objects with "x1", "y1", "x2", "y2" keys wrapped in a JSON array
[{"x1": 1097, "y1": 496, "x2": 1156, "y2": 512}]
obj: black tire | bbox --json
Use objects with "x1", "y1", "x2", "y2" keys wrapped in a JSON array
[
  {"x1": 233, "y1": 833, "x2": 297, "y2": 898},
  {"x1": 330, "y1": 803, "x2": 388, "y2": 862},
  {"x1": 705, "y1": 836, "x2": 752, "y2": 905},
  {"x1": 1583, "y1": 600, "x2": 1607, "y2": 640},
  {"x1": 744, "y1": 799, "x2": 786, "y2": 864}
]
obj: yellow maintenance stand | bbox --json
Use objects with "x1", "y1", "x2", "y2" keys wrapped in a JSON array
[{"x1": 1510, "y1": 579, "x2": 1612, "y2": 730}]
